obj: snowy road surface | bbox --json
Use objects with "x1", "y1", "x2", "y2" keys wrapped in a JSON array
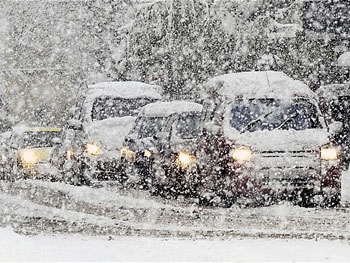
[{"x1": 0, "y1": 170, "x2": 350, "y2": 261}]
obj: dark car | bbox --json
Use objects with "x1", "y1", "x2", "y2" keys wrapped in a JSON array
[
  {"x1": 121, "y1": 101, "x2": 202, "y2": 197},
  {"x1": 196, "y1": 71, "x2": 342, "y2": 207},
  {"x1": 316, "y1": 83, "x2": 350, "y2": 170}
]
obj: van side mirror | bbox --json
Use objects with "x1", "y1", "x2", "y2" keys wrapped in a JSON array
[{"x1": 328, "y1": 121, "x2": 343, "y2": 135}]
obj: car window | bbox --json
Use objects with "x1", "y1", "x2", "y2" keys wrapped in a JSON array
[
  {"x1": 91, "y1": 97, "x2": 156, "y2": 121},
  {"x1": 230, "y1": 98, "x2": 322, "y2": 132},
  {"x1": 138, "y1": 117, "x2": 168, "y2": 138},
  {"x1": 21, "y1": 131, "x2": 62, "y2": 148},
  {"x1": 175, "y1": 112, "x2": 201, "y2": 139}
]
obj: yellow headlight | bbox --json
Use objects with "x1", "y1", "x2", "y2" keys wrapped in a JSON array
[
  {"x1": 121, "y1": 147, "x2": 136, "y2": 162},
  {"x1": 232, "y1": 146, "x2": 252, "y2": 161},
  {"x1": 176, "y1": 152, "x2": 196, "y2": 168},
  {"x1": 85, "y1": 143, "x2": 102, "y2": 155},
  {"x1": 66, "y1": 150, "x2": 74, "y2": 160},
  {"x1": 321, "y1": 147, "x2": 338, "y2": 160},
  {"x1": 144, "y1": 149, "x2": 152, "y2": 158},
  {"x1": 20, "y1": 150, "x2": 38, "y2": 164}
]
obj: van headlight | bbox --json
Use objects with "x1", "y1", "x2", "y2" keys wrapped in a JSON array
[
  {"x1": 176, "y1": 152, "x2": 196, "y2": 168},
  {"x1": 321, "y1": 146, "x2": 338, "y2": 160},
  {"x1": 20, "y1": 149, "x2": 38, "y2": 164},
  {"x1": 231, "y1": 146, "x2": 252, "y2": 162},
  {"x1": 85, "y1": 143, "x2": 102, "y2": 155},
  {"x1": 121, "y1": 147, "x2": 136, "y2": 162}
]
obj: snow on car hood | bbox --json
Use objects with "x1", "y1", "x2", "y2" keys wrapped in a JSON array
[
  {"x1": 85, "y1": 116, "x2": 136, "y2": 152},
  {"x1": 224, "y1": 128, "x2": 331, "y2": 152}
]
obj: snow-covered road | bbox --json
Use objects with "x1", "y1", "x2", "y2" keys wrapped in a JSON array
[
  {"x1": 1, "y1": 170, "x2": 350, "y2": 261},
  {"x1": 1, "y1": 174, "x2": 350, "y2": 240}
]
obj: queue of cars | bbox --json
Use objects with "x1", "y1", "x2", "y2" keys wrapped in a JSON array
[{"x1": 0, "y1": 72, "x2": 346, "y2": 207}]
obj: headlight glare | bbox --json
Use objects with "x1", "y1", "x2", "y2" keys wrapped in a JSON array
[
  {"x1": 231, "y1": 146, "x2": 252, "y2": 161},
  {"x1": 85, "y1": 143, "x2": 102, "y2": 155},
  {"x1": 121, "y1": 147, "x2": 136, "y2": 162},
  {"x1": 176, "y1": 152, "x2": 196, "y2": 168},
  {"x1": 66, "y1": 150, "x2": 74, "y2": 160},
  {"x1": 321, "y1": 147, "x2": 338, "y2": 160},
  {"x1": 144, "y1": 149, "x2": 152, "y2": 158},
  {"x1": 20, "y1": 150, "x2": 38, "y2": 164}
]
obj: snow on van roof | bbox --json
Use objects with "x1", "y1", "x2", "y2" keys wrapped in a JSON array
[
  {"x1": 202, "y1": 71, "x2": 315, "y2": 101},
  {"x1": 316, "y1": 83, "x2": 350, "y2": 98},
  {"x1": 86, "y1": 81, "x2": 162, "y2": 101},
  {"x1": 140, "y1": 101, "x2": 203, "y2": 117}
]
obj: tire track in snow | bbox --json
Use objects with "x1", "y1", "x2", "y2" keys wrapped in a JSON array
[{"x1": 1, "y1": 180, "x2": 350, "y2": 240}]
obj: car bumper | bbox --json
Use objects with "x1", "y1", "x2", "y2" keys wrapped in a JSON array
[{"x1": 223, "y1": 162, "x2": 341, "y2": 198}]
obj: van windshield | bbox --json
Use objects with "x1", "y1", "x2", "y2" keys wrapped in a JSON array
[
  {"x1": 231, "y1": 98, "x2": 321, "y2": 133},
  {"x1": 92, "y1": 97, "x2": 156, "y2": 121}
]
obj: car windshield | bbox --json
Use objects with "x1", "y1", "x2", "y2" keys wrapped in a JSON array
[
  {"x1": 92, "y1": 97, "x2": 156, "y2": 121},
  {"x1": 175, "y1": 112, "x2": 201, "y2": 139},
  {"x1": 231, "y1": 98, "x2": 322, "y2": 133},
  {"x1": 139, "y1": 117, "x2": 168, "y2": 138},
  {"x1": 21, "y1": 131, "x2": 62, "y2": 148}
]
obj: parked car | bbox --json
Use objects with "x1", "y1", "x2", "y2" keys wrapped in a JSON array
[
  {"x1": 196, "y1": 71, "x2": 342, "y2": 207},
  {"x1": 5, "y1": 126, "x2": 62, "y2": 180},
  {"x1": 121, "y1": 101, "x2": 202, "y2": 197},
  {"x1": 316, "y1": 83, "x2": 350, "y2": 169},
  {"x1": 54, "y1": 81, "x2": 162, "y2": 185}
]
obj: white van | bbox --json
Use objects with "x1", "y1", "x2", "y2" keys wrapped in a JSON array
[
  {"x1": 196, "y1": 71, "x2": 342, "y2": 207},
  {"x1": 54, "y1": 81, "x2": 162, "y2": 185}
]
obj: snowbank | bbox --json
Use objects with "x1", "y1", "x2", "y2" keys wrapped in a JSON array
[{"x1": 1, "y1": 227, "x2": 350, "y2": 261}]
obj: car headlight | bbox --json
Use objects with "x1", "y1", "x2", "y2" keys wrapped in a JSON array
[
  {"x1": 321, "y1": 146, "x2": 338, "y2": 160},
  {"x1": 231, "y1": 146, "x2": 252, "y2": 161},
  {"x1": 20, "y1": 149, "x2": 38, "y2": 164},
  {"x1": 144, "y1": 149, "x2": 152, "y2": 158},
  {"x1": 66, "y1": 150, "x2": 74, "y2": 160},
  {"x1": 85, "y1": 143, "x2": 102, "y2": 155},
  {"x1": 176, "y1": 152, "x2": 196, "y2": 168},
  {"x1": 121, "y1": 147, "x2": 136, "y2": 162}
]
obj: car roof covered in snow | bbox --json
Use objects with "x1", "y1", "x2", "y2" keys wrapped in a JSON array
[
  {"x1": 202, "y1": 71, "x2": 316, "y2": 101},
  {"x1": 140, "y1": 101, "x2": 203, "y2": 117},
  {"x1": 86, "y1": 81, "x2": 162, "y2": 102},
  {"x1": 316, "y1": 83, "x2": 350, "y2": 98}
]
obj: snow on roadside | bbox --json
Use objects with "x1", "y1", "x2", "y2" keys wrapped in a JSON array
[
  {"x1": 342, "y1": 169, "x2": 350, "y2": 204},
  {"x1": 1, "y1": 227, "x2": 350, "y2": 262}
]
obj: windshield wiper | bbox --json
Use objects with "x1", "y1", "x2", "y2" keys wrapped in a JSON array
[
  {"x1": 239, "y1": 111, "x2": 273, "y2": 134},
  {"x1": 274, "y1": 111, "x2": 300, "y2": 130}
]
